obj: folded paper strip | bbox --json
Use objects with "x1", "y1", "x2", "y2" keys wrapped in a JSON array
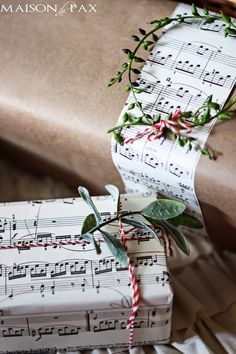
[{"x1": 0, "y1": 194, "x2": 172, "y2": 352}]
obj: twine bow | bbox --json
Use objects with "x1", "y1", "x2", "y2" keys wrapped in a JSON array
[{"x1": 124, "y1": 110, "x2": 192, "y2": 144}]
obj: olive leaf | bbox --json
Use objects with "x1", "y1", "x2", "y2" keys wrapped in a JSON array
[
  {"x1": 105, "y1": 184, "x2": 120, "y2": 214},
  {"x1": 168, "y1": 213, "x2": 203, "y2": 229},
  {"x1": 141, "y1": 199, "x2": 186, "y2": 221},
  {"x1": 100, "y1": 230, "x2": 128, "y2": 267},
  {"x1": 122, "y1": 216, "x2": 159, "y2": 241},
  {"x1": 81, "y1": 213, "x2": 97, "y2": 235},
  {"x1": 161, "y1": 220, "x2": 190, "y2": 256},
  {"x1": 82, "y1": 232, "x2": 101, "y2": 255},
  {"x1": 78, "y1": 186, "x2": 101, "y2": 224}
]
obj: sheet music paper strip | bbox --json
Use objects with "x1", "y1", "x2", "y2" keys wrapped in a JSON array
[
  {"x1": 0, "y1": 194, "x2": 172, "y2": 352},
  {"x1": 111, "y1": 3, "x2": 236, "y2": 238}
]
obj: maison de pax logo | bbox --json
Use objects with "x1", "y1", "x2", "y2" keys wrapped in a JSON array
[{"x1": 0, "y1": 1, "x2": 97, "y2": 15}]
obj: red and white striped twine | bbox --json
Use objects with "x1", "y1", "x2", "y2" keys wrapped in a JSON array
[
  {"x1": 0, "y1": 239, "x2": 90, "y2": 250},
  {"x1": 124, "y1": 109, "x2": 192, "y2": 144},
  {"x1": 118, "y1": 202, "x2": 140, "y2": 348}
]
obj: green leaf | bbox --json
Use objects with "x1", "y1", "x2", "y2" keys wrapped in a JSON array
[
  {"x1": 191, "y1": 3, "x2": 199, "y2": 16},
  {"x1": 100, "y1": 230, "x2": 128, "y2": 266},
  {"x1": 203, "y1": 17, "x2": 215, "y2": 25},
  {"x1": 83, "y1": 232, "x2": 101, "y2": 254},
  {"x1": 221, "y1": 11, "x2": 231, "y2": 24},
  {"x1": 131, "y1": 35, "x2": 140, "y2": 42},
  {"x1": 208, "y1": 102, "x2": 220, "y2": 110},
  {"x1": 125, "y1": 84, "x2": 131, "y2": 92},
  {"x1": 142, "y1": 43, "x2": 148, "y2": 50},
  {"x1": 152, "y1": 33, "x2": 158, "y2": 42},
  {"x1": 139, "y1": 28, "x2": 146, "y2": 35},
  {"x1": 121, "y1": 63, "x2": 128, "y2": 69},
  {"x1": 78, "y1": 186, "x2": 101, "y2": 224},
  {"x1": 81, "y1": 213, "x2": 97, "y2": 235},
  {"x1": 128, "y1": 103, "x2": 135, "y2": 110},
  {"x1": 134, "y1": 56, "x2": 145, "y2": 63},
  {"x1": 105, "y1": 184, "x2": 120, "y2": 214},
  {"x1": 199, "y1": 147, "x2": 213, "y2": 160},
  {"x1": 145, "y1": 40, "x2": 154, "y2": 46},
  {"x1": 128, "y1": 52, "x2": 133, "y2": 60},
  {"x1": 225, "y1": 27, "x2": 236, "y2": 36},
  {"x1": 182, "y1": 111, "x2": 192, "y2": 118},
  {"x1": 132, "y1": 68, "x2": 141, "y2": 75},
  {"x1": 217, "y1": 113, "x2": 231, "y2": 120},
  {"x1": 134, "y1": 88, "x2": 144, "y2": 94},
  {"x1": 203, "y1": 7, "x2": 209, "y2": 15},
  {"x1": 168, "y1": 213, "x2": 203, "y2": 229},
  {"x1": 122, "y1": 216, "x2": 159, "y2": 241},
  {"x1": 224, "y1": 28, "x2": 230, "y2": 37},
  {"x1": 161, "y1": 18, "x2": 172, "y2": 26},
  {"x1": 161, "y1": 221, "x2": 190, "y2": 256},
  {"x1": 201, "y1": 107, "x2": 210, "y2": 123},
  {"x1": 141, "y1": 199, "x2": 186, "y2": 221},
  {"x1": 113, "y1": 133, "x2": 124, "y2": 145},
  {"x1": 122, "y1": 112, "x2": 129, "y2": 123},
  {"x1": 108, "y1": 77, "x2": 117, "y2": 87},
  {"x1": 206, "y1": 95, "x2": 213, "y2": 104},
  {"x1": 122, "y1": 48, "x2": 131, "y2": 54},
  {"x1": 150, "y1": 20, "x2": 160, "y2": 26}
]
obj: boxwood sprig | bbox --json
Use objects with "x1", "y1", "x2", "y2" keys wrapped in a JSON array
[
  {"x1": 78, "y1": 185, "x2": 203, "y2": 265},
  {"x1": 107, "y1": 4, "x2": 236, "y2": 158}
]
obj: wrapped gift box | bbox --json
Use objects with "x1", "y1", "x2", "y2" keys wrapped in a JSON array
[
  {"x1": 0, "y1": 0, "x2": 235, "y2": 251},
  {"x1": 0, "y1": 193, "x2": 172, "y2": 352}
]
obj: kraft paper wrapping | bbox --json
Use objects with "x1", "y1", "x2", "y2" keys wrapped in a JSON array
[{"x1": 0, "y1": 0, "x2": 235, "y2": 250}]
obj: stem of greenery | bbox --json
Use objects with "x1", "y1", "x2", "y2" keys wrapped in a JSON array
[
  {"x1": 87, "y1": 211, "x2": 140, "y2": 234},
  {"x1": 108, "y1": 4, "x2": 236, "y2": 158}
]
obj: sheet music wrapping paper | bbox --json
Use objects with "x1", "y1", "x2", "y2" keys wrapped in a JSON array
[
  {"x1": 0, "y1": 194, "x2": 172, "y2": 352},
  {"x1": 112, "y1": 3, "x2": 236, "y2": 237}
]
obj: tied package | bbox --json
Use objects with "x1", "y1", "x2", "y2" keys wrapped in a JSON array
[{"x1": 0, "y1": 194, "x2": 172, "y2": 352}]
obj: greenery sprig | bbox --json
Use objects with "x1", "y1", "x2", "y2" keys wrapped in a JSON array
[
  {"x1": 78, "y1": 185, "x2": 203, "y2": 265},
  {"x1": 107, "y1": 4, "x2": 236, "y2": 158}
]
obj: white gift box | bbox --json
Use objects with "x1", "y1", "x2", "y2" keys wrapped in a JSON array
[{"x1": 0, "y1": 194, "x2": 172, "y2": 352}]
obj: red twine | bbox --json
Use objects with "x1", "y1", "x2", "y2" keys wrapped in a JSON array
[
  {"x1": 0, "y1": 239, "x2": 89, "y2": 250},
  {"x1": 124, "y1": 110, "x2": 192, "y2": 144},
  {"x1": 118, "y1": 203, "x2": 140, "y2": 348}
]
